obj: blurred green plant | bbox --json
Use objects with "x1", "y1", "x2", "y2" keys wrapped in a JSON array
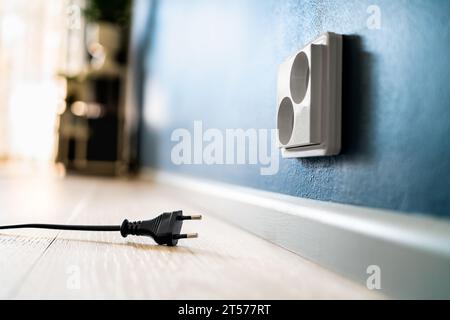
[{"x1": 84, "y1": 0, "x2": 132, "y2": 26}]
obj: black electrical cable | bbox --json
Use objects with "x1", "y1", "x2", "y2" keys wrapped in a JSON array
[{"x1": 0, "y1": 224, "x2": 120, "y2": 232}]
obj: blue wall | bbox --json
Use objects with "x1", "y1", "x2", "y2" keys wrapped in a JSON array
[{"x1": 139, "y1": 0, "x2": 450, "y2": 218}]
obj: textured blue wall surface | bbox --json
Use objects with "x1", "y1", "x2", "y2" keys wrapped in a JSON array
[{"x1": 139, "y1": 0, "x2": 450, "y2": 217}]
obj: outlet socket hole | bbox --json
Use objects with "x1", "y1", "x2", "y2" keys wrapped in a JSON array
[
  {"x1": 290, "y1": 52, "x2": 309, "y2": 104},
  {"x1": 277, "y1": 97, "x2": 294, "y2": 145}
]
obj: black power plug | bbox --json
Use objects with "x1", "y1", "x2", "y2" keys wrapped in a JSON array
[{"x1": 120, "y1": 211, "x2": 201, "y2": 246}]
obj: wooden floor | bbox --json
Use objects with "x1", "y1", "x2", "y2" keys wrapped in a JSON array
[{"x1": 0, "y1": 169, "x2": 381, "y2": 299}]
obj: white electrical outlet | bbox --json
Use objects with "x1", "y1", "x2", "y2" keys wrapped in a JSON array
[{"x1": 277, "y1": 32, "x2": 342, "y2": 158}]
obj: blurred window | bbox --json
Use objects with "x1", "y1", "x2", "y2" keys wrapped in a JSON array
[{"x1": 0, "y1": 0, "x2": 86, "y2": 162}]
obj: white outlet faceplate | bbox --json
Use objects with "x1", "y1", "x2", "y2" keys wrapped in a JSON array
[{"x1": 277, "y1": 32, "x2": 342, "y2": 158}]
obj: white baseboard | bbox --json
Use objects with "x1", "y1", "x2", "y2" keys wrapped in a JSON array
[{"x1": 142, "y1": 169, "x2": 450, "y2": 299}]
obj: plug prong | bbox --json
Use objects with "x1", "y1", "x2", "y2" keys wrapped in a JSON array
[
  {"x1": 177, "y1": 215, "x2": 203, "y2": 221},
  {"x1": 186, "y1": 233, "x2": 199, "y2": 238},
  {"x1": 174, "y1": 233, "x2": 199, "y2": 240}
]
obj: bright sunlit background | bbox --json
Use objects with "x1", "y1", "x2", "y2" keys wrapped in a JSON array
[{"x1": 0, "y1": 0, "x2": 85, "y2": 163}]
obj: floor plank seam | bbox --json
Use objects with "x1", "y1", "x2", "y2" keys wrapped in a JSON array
[
  {"x1": 7, "y1": 234, "x2": 59, "y2": 299},
  {"x1": 7, "y1": 182, "x2": 98, "y2": 299}
]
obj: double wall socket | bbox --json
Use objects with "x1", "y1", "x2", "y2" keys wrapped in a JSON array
[{"x1": 277, "y1": 32, "x2": 343, "y2": 158}]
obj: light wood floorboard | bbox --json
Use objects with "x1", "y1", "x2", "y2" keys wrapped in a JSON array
[{"x1": 0, "y1": 173, "x2": 381, "y2": 299}]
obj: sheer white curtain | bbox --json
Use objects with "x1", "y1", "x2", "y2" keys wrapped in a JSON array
[{"x1": 0, "y1": 0, "x2": 80, "y2": 162}]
